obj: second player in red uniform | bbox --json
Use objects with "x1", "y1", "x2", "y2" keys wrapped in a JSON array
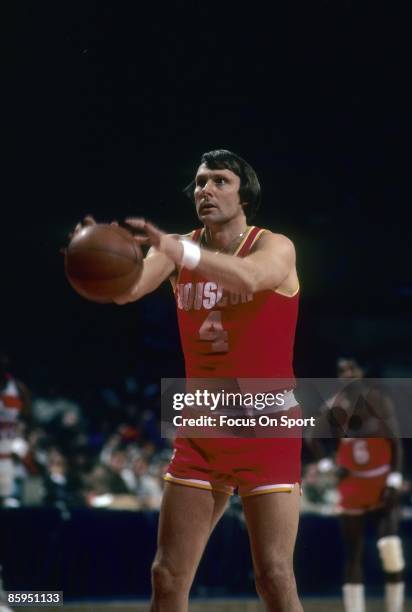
[{"x1": 312, "y1": 358, "x2": 405, "y2": 612}]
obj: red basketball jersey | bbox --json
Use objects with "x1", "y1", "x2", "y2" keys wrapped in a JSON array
[
  {"x1": 336, "y1": 438, "x2": 392, "y2": 473},
  {"x1": 175, "y1": 226, "x2": 299, "y2": 379}
]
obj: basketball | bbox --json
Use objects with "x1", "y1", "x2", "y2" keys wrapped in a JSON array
[{"x1": 64, "y1": 224, "x2": 143, "y2": 302}]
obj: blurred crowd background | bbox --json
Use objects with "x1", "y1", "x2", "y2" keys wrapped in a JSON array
[
  {"x1": 1, "y1": 350, "x2": 169, "y2": 512},
  {"x1": 2, "y1": 348, "x2": 412, "y2": 518}
]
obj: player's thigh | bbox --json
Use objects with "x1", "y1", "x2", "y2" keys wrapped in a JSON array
[
  {"x1": 242, "y1": 485, "x2": 301, "y2": 570},
  {"x1": 155, "y1": 481, "x2": 230, "y2": 572},
  {"x1": 340, "y1": 514, "x2": 365, "y2": 557}
]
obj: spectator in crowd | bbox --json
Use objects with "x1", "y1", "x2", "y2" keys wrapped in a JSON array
[
  {"x1": 43, "y1": 447, "x2": 85, "y2": 510},
  {"x1": 0, "y1": 351, "x2": 31, "y2": 507},
  {"x1": 128, "y1": 452, "x2": 163, "y2": 510}
]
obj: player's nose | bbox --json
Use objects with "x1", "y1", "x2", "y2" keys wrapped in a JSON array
[{"x1": 201, "y1": 179, "x2": 214, "y2": 194}]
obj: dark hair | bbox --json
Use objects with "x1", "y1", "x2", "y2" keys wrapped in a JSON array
[
  {"x1": 337, "y1": 356, "x2": 361, "y2": 368},
  {"x1": 184, "y1": 149, "x2": 261, "y2": 221},
  {"x1": 336, "y1": 356, "x2": 369, "y2": 375}
]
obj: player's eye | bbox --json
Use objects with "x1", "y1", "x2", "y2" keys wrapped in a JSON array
[
  {"x1": 196, "y1": 178, "x2": 206, "y2": 187},
  {"x1": 215, "y1": 177, "x2": 226, "y2": 185}
]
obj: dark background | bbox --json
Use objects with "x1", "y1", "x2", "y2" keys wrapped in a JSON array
[{"x1": 3, "y1": 1, "x2": 411, "y2": 394}]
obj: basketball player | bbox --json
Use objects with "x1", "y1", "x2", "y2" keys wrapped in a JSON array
[
  {"x1": 76, "y1": 150, "x2": 302, "y2": 611},
  {"x1": 314, "y1": 358, "x2": 405, "y2": 612}
]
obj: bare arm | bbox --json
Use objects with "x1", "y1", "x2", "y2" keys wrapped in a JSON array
[
  {"x1": 194, "y1": 231, "x2": 295, "y2": 293},
  {"x1": 113, "y1": 247, "x2": 176, "y2": 304},
  {"x1": 372, "y1": 391, "x2": 404, "y2": 505},
  {"x1": 389, "y1": 437, "x2": 403, "y2": 473},
  {"x1": 126, "y1": 219, "x2": 297, "y2": 294},
  {"x1": 377, "y1": 393, "x2": 403, "y2": 473}
]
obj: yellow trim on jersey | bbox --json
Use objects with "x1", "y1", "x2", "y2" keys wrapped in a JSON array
[
  {"x1": 274, "y1": 283, "x2": 300, "y2": 298},
  {"x1": 201, "y1": 226, "x2": 254, "y2": 256},
  {"x1": 174, "y1": 230, "x2": 198, "y2": 287},
  {"x1": 164, "y1": 473, "x2": 233, "y2": 496},
  {"x1": 233, "y1": 225, "x2": 257, "y2": 256},
  {"x1": 241, "y1": 485, "x2": 295, "y2": 498},
  {"x1": 243, "y1": 227, "x2": 267, "y2": 254}
]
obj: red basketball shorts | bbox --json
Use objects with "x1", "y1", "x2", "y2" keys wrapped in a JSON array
[
  {"x1": 338, "y1": 473, "x2": 387, "y2": 513},
  {"x1": 165, "y1": 432, "x2": 302, "y2": 498}
]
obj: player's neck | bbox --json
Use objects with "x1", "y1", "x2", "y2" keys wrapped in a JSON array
[{"x1": 204, "y1": 218, "x2": 249, "y2": 252}]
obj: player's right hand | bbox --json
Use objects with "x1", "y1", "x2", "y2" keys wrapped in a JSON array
[
  {"x1": 60, "y1": 216, "x2": 97, "y2": 256},
  {"x1": 64, "y1": 216, "x2": 119, "y2": 253},
  {"x1": 69, "y1": 215, "x2": 96, "y2": 241}
]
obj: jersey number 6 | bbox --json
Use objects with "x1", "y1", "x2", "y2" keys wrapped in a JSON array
[{"x1": 352, "y1": 439, "x2": 370, "y2": 465}]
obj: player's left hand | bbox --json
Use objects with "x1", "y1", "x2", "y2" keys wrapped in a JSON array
[
  {"x1": 125, "y1": 218, "x2": 183, "y2": 264},
  {"x1": 125, "y1": 218, "x2": 164, "y2": 247}
]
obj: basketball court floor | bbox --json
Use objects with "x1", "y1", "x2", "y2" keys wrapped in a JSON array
[{"x1": 22, "y1": 597, "x2": 412, "y2": 611}]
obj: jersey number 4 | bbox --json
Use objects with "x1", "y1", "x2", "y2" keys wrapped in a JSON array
[{"x1": 199, "y1": 311, "x2": 228, "y2": 353}]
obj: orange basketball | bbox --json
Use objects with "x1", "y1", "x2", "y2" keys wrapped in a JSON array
[{"x1": 64, "y1": 224, "x2": 143, "y2": 302}]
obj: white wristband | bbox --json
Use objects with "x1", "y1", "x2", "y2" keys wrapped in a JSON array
[
  {"x1": 180, "y1": 239, "x2": 201, "y2": 270},
  {"x1": 386, "y1": 472, "x2": 403, "y2": 490}
]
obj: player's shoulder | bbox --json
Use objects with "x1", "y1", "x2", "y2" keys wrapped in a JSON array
[
  {"x1": 252, "y1": 228, "x2": 295, "y2": 253},
  {"x1": 180, "y1": 228, "x2": 205, "y2": 243}
]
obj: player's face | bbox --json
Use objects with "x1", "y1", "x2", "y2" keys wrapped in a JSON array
[
  {"x1": 337, "y1": 359, "x2": 364, "y2": 379},
  {"x1": 194, "y1": 164, "x2": 244, "y2": 224}
]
